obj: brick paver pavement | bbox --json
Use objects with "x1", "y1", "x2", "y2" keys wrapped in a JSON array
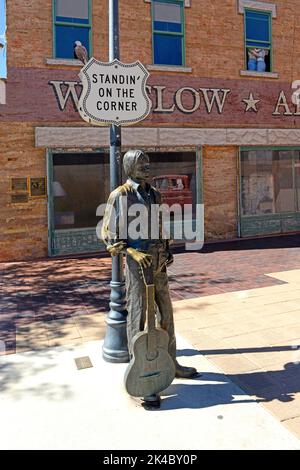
[{"x1": 0, "y1": 234, "x2": 300, "y2": 354}]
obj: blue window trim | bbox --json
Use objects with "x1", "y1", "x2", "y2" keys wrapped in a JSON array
[
  {"x1": 0, "y1": 0, "x2": 6, "y2": 79},
  {"x1": 151, "y1": 0, "x2": 185, "y2": 67},
  {"x1": 52, "y1": 0, "x2": 92, "y2": 59},
  {"x1": 244, "y1": 8, "x2": 272, "y2": 72}
]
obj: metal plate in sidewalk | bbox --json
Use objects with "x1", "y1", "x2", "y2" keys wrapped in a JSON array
[{"x1": 75, "y1": 356, "x2": 93, "y2": 370}]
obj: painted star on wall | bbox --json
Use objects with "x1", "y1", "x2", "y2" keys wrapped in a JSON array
[{"x1": 242, "y1": 93, "x2": 260, "y2": 112}]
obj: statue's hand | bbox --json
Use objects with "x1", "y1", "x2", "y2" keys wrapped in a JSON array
[
  {"x1": 127, "y1": 248, "x2": 152, "y2": 268},
  {"x1": 166, "y1": 251, "x2": 174, "y2": 266},
  {"x1": 107, "y1": 241, "x2": 126, "y2": 256}
]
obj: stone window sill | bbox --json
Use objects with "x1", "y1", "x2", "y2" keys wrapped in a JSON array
[
  {"x1": 144, "y1": 0, "x2": 191, "y2": 5},
  {"x1": 46, "y1": 58, "x2": 83, "y2": 67},
  {"x1": 147, "y1": 65, "x2": 192, "y2": 73},
  {"x1": 240, "y1": 70, "x2": 279, "y2": 79}
]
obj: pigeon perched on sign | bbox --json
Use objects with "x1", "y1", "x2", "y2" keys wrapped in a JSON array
[{"x1": 74, "y1": 41, "x2": 88, "y2": 64}]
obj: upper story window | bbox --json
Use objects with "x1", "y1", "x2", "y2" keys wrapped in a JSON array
[
  {"x1": 0, "y1": 0, "x2": 6, "y2": 79},
  {"x1": 152, "y1": 0, "x2": 185, "y2": 66},
  {"x1": 245, "y1": 9, "x2": 272, "y2": 73},
  {"x1": 53, "y1": 0, "x2": 91, "y2": 60}
]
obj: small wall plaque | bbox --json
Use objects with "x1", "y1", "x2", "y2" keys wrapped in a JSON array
[
  {"x1": 30, "y1": 177, "x2": 46, "y2": 197},
  {"x1": 11, "y1": 177, "x2": 28, "y2": 192},
  {"x1": 11, "y1": 193, "x2": 29, "y2": 204}
]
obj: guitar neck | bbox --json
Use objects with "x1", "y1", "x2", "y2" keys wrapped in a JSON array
[
  {"x1": 146, "y1": 284, "x2": 155, "y2": 330},
  {"x1": 146, "y1": 284, "x2": 157, "y2": 359}
]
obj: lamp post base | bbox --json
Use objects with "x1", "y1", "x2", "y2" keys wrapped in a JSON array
[{"x1": 102, "y1": 278, "x2": 129, "y2": 363}]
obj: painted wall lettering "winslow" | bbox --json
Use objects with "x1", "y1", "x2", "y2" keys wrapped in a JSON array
[
  {"x1": 49, "y1": 80, "x2": 300, "y2": 117},
  {"x1": 49, "y1": 80, "x2": 231, "y2": 115}
]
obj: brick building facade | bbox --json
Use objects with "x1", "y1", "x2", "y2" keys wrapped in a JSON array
[{"x1": 1, "y1": 0, "x2": 300, "y2": 261}]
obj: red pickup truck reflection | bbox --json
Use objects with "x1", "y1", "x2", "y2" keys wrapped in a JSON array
[{"x1": 152, "y1": 175, "x2": 193, "y2": 208}]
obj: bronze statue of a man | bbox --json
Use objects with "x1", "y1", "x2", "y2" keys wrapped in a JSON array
[{"x1": 102, "y1": 149, "x2": 197, "y2": 406}]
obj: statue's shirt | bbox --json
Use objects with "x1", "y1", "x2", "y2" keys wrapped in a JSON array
[{"x1": 102, "y1": 178, "x2": 164, "y2": 250}]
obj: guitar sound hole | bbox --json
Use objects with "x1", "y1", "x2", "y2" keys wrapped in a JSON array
[{"x1": 146, "y1": 352, "x2": 159, "y2": 361}]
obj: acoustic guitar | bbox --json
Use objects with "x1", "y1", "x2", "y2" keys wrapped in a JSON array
[{"x1": 124, "y1": 264, "x2": 175, "y2": 397}]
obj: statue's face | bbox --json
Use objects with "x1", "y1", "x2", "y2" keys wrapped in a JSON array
[{"x1": 133, "y1": 154, "x2": 150, "y2": 182}]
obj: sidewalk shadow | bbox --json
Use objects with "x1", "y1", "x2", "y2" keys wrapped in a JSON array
[
  {"x1": 177, "y1": 346, "x2": 300, "y2": 357},
  {"x1": 0, "y1": 258, "x2": 112, "y2": 325},
  {"x1": 159, "y1": 373, "x2": 261, "y2": 411},
  {"x1": 175, "y1": 348, "x2": 300, "y2": 408},
  {"x1": 171, "y1": 233, "x2": 300, "y2": 254},
  {"x1": 229, "y1": 362, "x2": 300, "y2": 403},
  {"x1": 157, "y1": 362, "x2": 300, "y2": 411},
  {"x1": 0, "y1": 350, "x2": 74, "y2": 400}
]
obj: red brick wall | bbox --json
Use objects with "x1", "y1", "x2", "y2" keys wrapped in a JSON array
[
  {"x1": 203, "y1": 146, "x2": 238, "y2": 241},
  {"x1": 1, "y1": 0, "x2": 300, "y2": 261},
  {"x1": 0, "y1": 123, "x2": 48, "y2": 261}
]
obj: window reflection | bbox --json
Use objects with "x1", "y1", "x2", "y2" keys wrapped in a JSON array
[
  {"x1": 148, "y1": 152, "x2": 196, "y2": 214},
  {"x1": 53, "y1": 153, "x2": 109, "y2": 230},
  {"x1": 241, "y1": 149, "x2": 300, "y2": 216}
]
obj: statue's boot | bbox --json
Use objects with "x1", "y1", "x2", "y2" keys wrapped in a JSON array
[
  {"x1": 175, "y1": 361, "x2": 199, "y2": 378},
  {"x1": 142, "y1": 394, "x2": 161, "y2": 409}
]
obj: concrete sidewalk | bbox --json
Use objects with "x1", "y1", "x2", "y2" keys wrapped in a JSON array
[{"x1": 0, "y1": 335, "x2": 299, "y2": 450}]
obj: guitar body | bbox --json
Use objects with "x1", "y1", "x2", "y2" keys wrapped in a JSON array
[{"x1": 124, "y1": 327, "x2": 175, "y2": 397}]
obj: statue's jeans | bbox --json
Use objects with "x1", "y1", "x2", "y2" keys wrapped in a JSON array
[{"x1": 125, "y1": 244, "x2": 176, "y2": 363}]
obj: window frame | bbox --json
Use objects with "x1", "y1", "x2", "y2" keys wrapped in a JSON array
[
  {"x1": 52, "y1": 0, "x2": 93, "y2": 60},
  {"x1": 151, "y1": 0, "x2": 186, "y2": 67},
  {"x1": 244, "y1": 7, "x2": 273, "y2": 72}
]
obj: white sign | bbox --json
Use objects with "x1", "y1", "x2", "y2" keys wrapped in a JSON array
[{"x1": 78, "y1": 58, "x2": 151, "y2": 126}]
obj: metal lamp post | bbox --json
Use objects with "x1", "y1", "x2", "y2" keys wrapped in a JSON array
[{"x1": 102, "y1": 0, "x2": 129, "y2": 363}]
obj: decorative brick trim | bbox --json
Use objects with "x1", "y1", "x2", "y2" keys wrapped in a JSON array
[
  {"x1": 35, "y1": 127, "x2": 300, "y2": 148},
  {"x1": 238, "y1": 0, "x2": 277, "y2": 18},
  {"x1": 240, "y1": 70, "x2": 279, "y2": 79},
  {"x1": 144, "y1": 0, "x2": 191, "y2": 7}
]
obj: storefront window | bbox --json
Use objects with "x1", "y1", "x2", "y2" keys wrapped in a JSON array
[
  {"x1": 53, "y1": 153, "x2": 109, "y2": 230},
  {"x1": 148, "y1": 151, "x2": 197, "y2": 212},
  {"x1": 241, "y1": 149, "x2": 300, "y2": 216},
  {"x1": 50, "y1": 150, "x2": 198, "y2": 255},
  {"x1": 273, "y1": 151, "x2": 294, "y2": 213},
  {"x1": 295, "y1": 152, "x2": 300, "y2": 211}
]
